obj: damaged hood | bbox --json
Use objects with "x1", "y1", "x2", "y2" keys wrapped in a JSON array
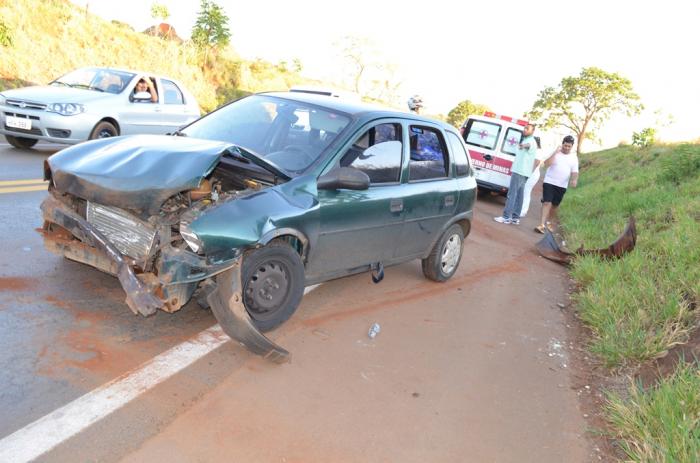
[{"x1": 47, "y1": 135, "x2": 228, "y2": 215}]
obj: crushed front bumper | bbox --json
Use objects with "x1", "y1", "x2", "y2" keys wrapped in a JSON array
[{"x1": 40, "y1": 194, "x2": 290, "y2": 362}]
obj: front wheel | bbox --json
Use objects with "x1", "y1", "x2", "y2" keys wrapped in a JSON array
[
  {"x1": 422, "y1": 224, "x2": 464, "y2": 282},
  {"x1": 241, "y1": 241, "x2": 305, "y2": 332},
  {"x1": 5, "y1": 135, "x2": 38, "y2": 149},
  {"x1": 89, "y1": 121, "x2": 118, "y2": 139}
]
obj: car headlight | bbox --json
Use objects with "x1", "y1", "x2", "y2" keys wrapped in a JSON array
[
  {"x1": 47, "y1": 103, "x2": 85, "y2": 116},
  {"x1": 180, "y1": 222, "x2": 203, "y2": 253}
]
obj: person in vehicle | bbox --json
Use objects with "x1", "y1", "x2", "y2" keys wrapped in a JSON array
[{"x1": 133, "y1": 77, "x2": 157, "y2": 102}]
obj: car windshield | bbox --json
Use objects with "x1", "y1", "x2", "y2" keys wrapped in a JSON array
[
  {"x1": 51, "y1": 68, "x2": 135, "y2": 94},
  {"x1": 181, "y1": 95, "x2": 351, "y2": 175}
]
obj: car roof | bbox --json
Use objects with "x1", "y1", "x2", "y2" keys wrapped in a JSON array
[
  {"x1": 260, "y1": 91, "x2": 455, "y2": 131},
  {"x1": 72, "y1": 66, "x2": 179, "y2": 82}
]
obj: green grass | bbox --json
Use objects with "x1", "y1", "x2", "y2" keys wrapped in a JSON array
[
  {"x1": 560, "y1": 144, "x2": 700, "y2": 367},
  {"x1": 604, "y1": 360, "x2": 700, "y2": 462},
  {"x1": 560, "y1": 144, "x2": 700, "y2": 461}
]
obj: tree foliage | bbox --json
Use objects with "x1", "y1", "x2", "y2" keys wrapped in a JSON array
[
  {"x1": 527, "y1": 67, "x2": 642, "y2": 154},
  {"x1": 0, "y1": 21, "x2": 13, "y2": 47},
  {"x1": 191, "y1": 0, "x2": 231, "y2": 66},
  {"x1": 446, "y1": 100, "x2": 491, "y2": 129},
  {"x1": 150, "y1": 3, "x2": 170, "y2": 22}
]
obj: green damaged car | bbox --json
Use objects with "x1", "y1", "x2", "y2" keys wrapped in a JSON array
[{"x1": 40, "y1": 92, "x2": 477, "y2": 362}]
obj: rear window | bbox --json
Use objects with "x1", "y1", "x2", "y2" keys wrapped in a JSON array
[
  {"x1": 409, "y1": 126, "x2": 449, "y2": 181},
  {"x1": 463, "y1": 119, "x2": 501, "y2": 150},
  {"x1": 446, "y1": 132, "x2": 470, "y2": 177}
]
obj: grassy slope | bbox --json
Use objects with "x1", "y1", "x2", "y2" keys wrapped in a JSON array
[
  {"x1": 562, "y1": 144, "x2": 700, "y2": 366},
  {"x1": 560, "y1": 144, "x2": 700, "y2": 461},
  {"x1": 0, "y1": 0, "x2": 315, "y2": 112}
]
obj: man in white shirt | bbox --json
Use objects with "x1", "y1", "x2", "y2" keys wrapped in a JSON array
[{"x1": 535, "y1": 135, "x2": 579, "y2": 234}]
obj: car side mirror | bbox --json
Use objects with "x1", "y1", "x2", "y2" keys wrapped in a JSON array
[
  {"x1": 317, "y1": 167, "x2": 370, "y2": 191},
  {"x1": 133, "y1": 91, "x2": 153, "y2": 101}
]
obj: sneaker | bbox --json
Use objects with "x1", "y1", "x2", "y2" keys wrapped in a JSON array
[
  {"x1": 535, "y1": 224, "x2": 546, "y2": 234},
  {"x1": 494, "y1": 216, "x2": 511, "y2": 224},
  {"x1": 511, "y1": 218, "x2": 521, "y2": 225}
]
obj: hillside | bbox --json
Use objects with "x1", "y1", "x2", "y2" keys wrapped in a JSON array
[{"x1": 0, "y1": 0, "x2": 326, "y2": 112}]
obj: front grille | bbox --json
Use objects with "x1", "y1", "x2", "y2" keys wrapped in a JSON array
[
  {"x1": 86, "y1": 202, "x2": 156, "y2": 265},
  {"x1": 6, "y1": 99, "x2": 47, "y2": 111}
]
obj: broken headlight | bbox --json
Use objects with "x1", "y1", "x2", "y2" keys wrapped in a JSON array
[{"x1": 180, "y1": 222, "x2": 203, "y2": 253}]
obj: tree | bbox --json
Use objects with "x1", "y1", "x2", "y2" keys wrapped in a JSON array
[
  {"x1": 191, "y1": 0, "x2": 231, "y2": 67},
  {"x1": 0, "y1": 21, "x2": 12, "y2": 47},
  {"x1": 526, "y1": 67, "x2": 643, "y2": 154},
  {"x1": 446, "y1": 100, "x2": 491, "y2": 129},
  {"x1": 150, "y1": 3, "x2": 171, "y2": 38}
]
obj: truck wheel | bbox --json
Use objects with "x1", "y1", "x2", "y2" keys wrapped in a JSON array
[
  {"x1": 241, "y1": 241, "x2": 305, "y2": 332},
  {"x1": 422, "y1": 224, "x2": 464, "y2": 282},
  {"x1": 89, "y1": 121, "x2": 118, "y2": 139},
  {"x1": 5, "y1": 135, "x2": 38, "y2": 149}
]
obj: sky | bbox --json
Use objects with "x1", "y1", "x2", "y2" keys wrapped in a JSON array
[{"x1": 72, "y1": 0, "x2": 699, "y2": 150}]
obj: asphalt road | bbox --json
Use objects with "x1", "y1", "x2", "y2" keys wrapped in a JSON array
[{"x1": 0, "y1": 138, "x2": 596, "y2": 462}]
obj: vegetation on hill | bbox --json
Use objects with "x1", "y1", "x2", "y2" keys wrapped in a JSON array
[{"x1": 0, "y1": 0, "x2": 323, "y2": 112}]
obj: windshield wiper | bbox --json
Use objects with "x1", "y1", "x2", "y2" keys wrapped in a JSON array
[
  {"x1": 68, "y1": 83, "x2": 103, "y2": 92},
  {"x1": 171, "y1": 130, "x2": 188, "y2": 137}
]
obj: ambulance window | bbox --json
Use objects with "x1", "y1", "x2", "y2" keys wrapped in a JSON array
[
  {"x1": 446, "y1": 132, "x2": 470, "y2": 177},
  {"x1": 408, "y1": 126, "x2": 449, "y2": 181},
  {"x1": 501, "y1": 127, "x2": 523, "y2": 156},
  {"x1": 463, "y1": 119, "x2": 501, "y2": 150}
]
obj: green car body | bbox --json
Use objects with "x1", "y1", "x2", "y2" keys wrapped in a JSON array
[{"x1": 41, "y1": 92, "x2": 476, "y2": 361}]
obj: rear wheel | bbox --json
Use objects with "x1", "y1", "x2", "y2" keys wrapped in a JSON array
[
  {"x1": 241, "y1": 241, "x2": 305, "y2": 332},
  {"x1": 89, "y1": 121, "x2": 118, "y2": 139},
  {"x1": 422, "y1": 224, "x2": 464, "y2": 282},
  {"x1": 5, "y1": 135, "x2": 38, "y2": 149}
]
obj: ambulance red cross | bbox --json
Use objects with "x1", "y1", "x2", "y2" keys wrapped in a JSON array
[{"x1": 460, "y1": 112, "x2": 536, "y2": 194}]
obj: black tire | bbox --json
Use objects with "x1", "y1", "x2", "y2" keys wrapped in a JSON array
[
  {"x1": 5, "y1": 135, "x2": 38, "y2": 149},
  {"x1": 89, "y1": 121, "x2": 118, "y2": 139},
  {"x1": 241, "y1": 241, "x2": 305, "y2": 332},
  {"x1": 422, "y1": 224, "x2": 464, "y2": 282}
]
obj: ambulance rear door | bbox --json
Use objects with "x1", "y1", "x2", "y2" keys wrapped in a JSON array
[{"x1": 461, "y1": 117, "x2": 506, "y2": 193}]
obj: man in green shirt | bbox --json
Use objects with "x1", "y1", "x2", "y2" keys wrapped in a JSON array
[{"x1": 494, "y1": 124, "x2": 538, "y2": 225}]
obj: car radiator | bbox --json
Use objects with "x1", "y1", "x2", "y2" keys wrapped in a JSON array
[{"x1": 86, "y1": 202, "x2": 157, "y2": 268}]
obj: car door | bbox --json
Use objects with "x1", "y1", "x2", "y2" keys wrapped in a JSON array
[
  {"x1": 393, "y1": 124, "x2": 459, "y2": 259},
  {"x1": 306, "y1": 121, "x2": 405, "y2": 278},
  {"x1": 157, "y1": 79, "x2": 199, "y2": 132},
  {"x1": 119, "y1": 76, "x2": 168, "y2": 135}
]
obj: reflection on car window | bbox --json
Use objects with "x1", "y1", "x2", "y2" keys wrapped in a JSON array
[
  {"x1": 463, "y1": 119, "x2": 501, "y2": 150},
  {"x1": 162, "y1": 79, "x2": 184, "y2": 104},
  {"x1": 51, "y1": 68, "x2": 134, "y2": 94},
  {"x1": 340, "y1": 123, "x2": 402, "y2": 184},
  {"x1": 409, "y1": 126, "x2": 448, "y2": 181},
  {"x1": 501, "y1": 127, "x2": 522, "y2": 156},
  {"x1": 182, "y1": 95, "x2": 351, "y2": 175},
  {"x1": 446, "y1": 131, "x2": 470, "y2": 177}
]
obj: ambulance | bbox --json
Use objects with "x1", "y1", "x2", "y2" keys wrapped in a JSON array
[{"x1": 460, "y1": 112, "x2": 539, "y2": 194}]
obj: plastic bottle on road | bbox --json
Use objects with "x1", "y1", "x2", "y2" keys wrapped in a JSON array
[{"x1": 368, "y1": 323, "x2": 381, "y2": 339}]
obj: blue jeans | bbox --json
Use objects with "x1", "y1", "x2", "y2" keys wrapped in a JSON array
[{"x1": 502, "y1": 173, "x2": 528, "y2": 219}]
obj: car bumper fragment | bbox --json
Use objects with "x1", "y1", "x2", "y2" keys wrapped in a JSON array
[
  {"x1": 536, "y1": 216, "x2": 637, "y2": 265},
  {"x1": 206, "y1": 263, "x2": 290, "y2": 364},
  {"x1": 40, "y1": 194, "x2": 162, "y2": 316}
]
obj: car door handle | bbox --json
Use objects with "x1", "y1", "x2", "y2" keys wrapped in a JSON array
[
  {"x1": 483, "y1": 154, "x2": 493, "y2": 161},
  {"x1": 444, "y1": 195, "x2": 455, "y2": 207},
  {"x1": 390, "y1": 198, "x2": 403, "y2": 213}
]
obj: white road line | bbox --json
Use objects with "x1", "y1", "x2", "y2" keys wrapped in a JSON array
[
  {"x1": 0, "y1": 284, "x2": 321, "y2": 462},
  {"x1": 0, "y1": 325, "x2": 229, "y2": 463}
]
